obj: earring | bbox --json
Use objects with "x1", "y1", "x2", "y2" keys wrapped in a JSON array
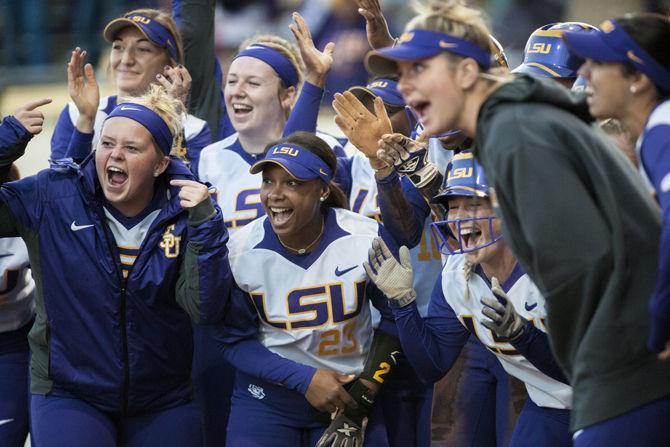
[
  {"x1": 630, "y1": 85, "x2": 637, "y2": 94},
  {"x1": 319, "y1": 196, "x2": 326, "y2": 202}
]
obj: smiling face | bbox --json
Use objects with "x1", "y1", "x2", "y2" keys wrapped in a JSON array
[
  {"x1": 110, "y1": 26, "x2": 172, "y2": 96},
  {"x1": 225, "y1": 57, "x2": 293, "y2": 139},
  {"x1": 397, "y1": 54, "x2": 464, "y2": 136},
  {"x1": 95, "y1": 117, "x2": 170, "y2": 217},
  {"x1": 260, "y1": 164, "x2": 326, "y2": 243},
  {"x1": 578, "y1": 59, "x2": 633, "y2": 120},
  {"x1": 446, "y1": 195, "x2": 503, "y2": 265}
]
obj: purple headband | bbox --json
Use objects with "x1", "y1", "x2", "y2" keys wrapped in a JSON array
[
  {"x1": 234, "y1": 44, "x2": 299, "y2": 87},
  {"x1": 249, "y1": 143, "x2": 333, "y2": 182},
  {"x1": 107, "y1": 103, "x2": 173, "y2": 155},
  {"x1": 564, "y1": 19, "x2": 670, "y2": 92}
]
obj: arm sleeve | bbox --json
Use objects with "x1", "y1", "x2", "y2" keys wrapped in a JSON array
[
  {"x1": 366, "y1": 281, "x2": 397, "y2": 337},
  {"x1": 511, "y1": 322, "x2": 569, "y2": 384},
  {"x1": 64, "y1": 128, "x2": 94, "y2": 163},
  {"x1": 639, "y1": 126, "x2": 670, "y2": 352},
  {"x1": 391, "y1": 275, "x2": 470, "y2": 384},
  {"x1": 185, "y1": 122, "x2": 211, "y2": 178},
  {"x1": 50, "y1": 105, "x2": 75, "y2": 160},
  {"x1": 207, "y1": 284, "x2": 317, "y2": 394},
  {"x1": 283, "y1": 82, "x2": 324, "y2": 136},
  {"x1": 176, "y1": 0, "x2": 221, "y2": 141},
  {"x1": 376, "y1": 171, "x2": 430, "y2": 248},
  {"x1": 176, "y1": 198, "x2": 232, "y2": 324},
  {"x1": 335, "y1": 156, "x2": 353, "y2": 198}
]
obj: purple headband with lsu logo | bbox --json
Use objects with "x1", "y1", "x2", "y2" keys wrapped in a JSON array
[
  {"x1": 234, "y1": 44, "x2": 299, "y2": 88},
  {"x1": 563, "y1": 19, "x2": 670, "y2": 92},
  {"x1": 103, "y1": 13, "x2": 178, "y2": 61},
  {"x1": 249, "y1": 143, "x2": 333, "y2": 183},
  {"x1": 106, "y1": 103, "x2": 173, "y2": 155},
  {"x1": 366, "y1": 29, "x2": 492, "y2": 75}
]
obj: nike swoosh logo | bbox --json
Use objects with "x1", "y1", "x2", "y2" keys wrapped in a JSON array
[
  {"x1": 525, "y1": 302, "x2": 538, "y2": 311},
  {"x1": 71, "y1": 221, "x2": 94, "y2": 231},
  {"x1": 0, "y1": 418, "x2": 14, "y2": 426},
  {"x1": 439, "y1": 40, "x2": 457, "y2": 48},
  {"x1": 119, "y1": 105, "x2": 141, "y2": 111},
  {"x1": 335, "y1": 265, "x2": 357, "y2": 277},
  {"x1": 0, "y1": 253, "x2": 12, "y2": 258}
]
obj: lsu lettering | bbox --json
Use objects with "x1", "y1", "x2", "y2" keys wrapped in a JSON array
[
  {"x1": 272, "y1": 146, "x2": 299, "y2": 157},
  {"x1": 527, "y1": 42, "x2": 552, "y2": 54},
  {"x1": 160, "y1": 224, "x2": 181, "y2": 258}
]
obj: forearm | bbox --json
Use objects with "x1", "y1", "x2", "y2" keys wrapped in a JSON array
[
  {"x1": 0, "y1": 116, "x2": 32, "y2": 168},
  {"x1": 283, "y1": 82, "x2": 323, "y2": 136},
  {"x1": 511, "y1": 321, "x2": 569, "y2": 384},
  {"x1": 376, "y1": 171, "x2": 425, "y2": 247},
  {"x1": 177, "y1": 200, "x2": 231, "y2": 324},
  {"x1": 64, "y1": 128, "x2": 93, "y2": 163},
  {"x1": 223, "y1": 338, "x2": 316, "y2": 393},
  {"x1": 392, "y1": 302, "x2": 464, "y2": 384}
]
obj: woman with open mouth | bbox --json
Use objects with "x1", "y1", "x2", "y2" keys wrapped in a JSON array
[
  {"x1": 214, "y1": 132, "x2": 401, "y2": 447},
  {"x1": 51, "y1": 8, "x2": 211, "y2": 174},
  {"x1": 0, "y1": 85, "x2": 230, "y2": 446},
  {"x1": 365, "y1": 1, "x2": 670, "y2": 445},
  {"x1": 366, "y1": 151, "x2": 572, "y2": 446}
]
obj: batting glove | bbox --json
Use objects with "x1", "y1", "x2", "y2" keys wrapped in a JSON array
[
  {"x1": 363, "y1": 237, "x2": 415, "y2": 307},
  {"x1": 378, "y1": 133, "x2": 439, "y2": 188},
  {"x1": 315, "y1": 380, "x2": 374, "y2": 447},
  {"x1": 480, "y1": 277, "x2": 527, "y2": 341}
]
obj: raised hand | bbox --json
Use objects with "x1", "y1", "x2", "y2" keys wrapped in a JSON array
[
  {"x1": 13, "y1": 98, "x2": 52, "y2": 135},
  {"x1": 67, "y1": 47, "x2": 100, "y2": 133},
  {"x1": 363, "y1": 237, "x2": 415, "y2": 306},
  {"x1": 481, "y1": 277, "x2": 527, "y2": 341},
  {"x1": 355, "y1": 0, "x2": 395, "y2": 49},
  {"x1": 305, "y1": 369, "x2": 357, "y2": 414},
  {"x1": 332, "y1": 92, "x2": 391, "y2": 170},
  {"x1": 289, "y1": 12, "x2": 335, "y2": 87},
  {"x1": 157, "y1": 65, "x2": 192, "y2": 106},
  {"x1": 377, "y1": 133, "x2": 439, "y2": 188},
  {"x1": 169, "y1": 179, "x2": 211, "y2": 209}
]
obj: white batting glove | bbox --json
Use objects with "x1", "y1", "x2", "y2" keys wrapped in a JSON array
[
  {"x1": 480, "y1": 277, "x2": 526, "y2": 341},
  {"x1": 363, "y1": 237, "x2": 415, "y2": 307},
  {"x1": 377, "y1": 133, "x2": 439, "y2": 188}
]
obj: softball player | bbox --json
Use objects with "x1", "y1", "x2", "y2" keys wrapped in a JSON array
[
  {"x1": 1, "y1": 86, "x2": 229, "y2": 446},
  {"x1": 0, "y1": 99, "x2": 48, "y2": 447},
  {"x1": 366, "y1": 151, "x2": 572, "y2": 446},
  {"x1": 51, "y1": 9, "x2": 211, "y2": 173},
  {"x1": 563, "y1": 14, "x2": 670, "y2": 445},
  {"x1": 365, "y1": 1, "x2": 670, "y2": 442},
  {"x1": 215, "y1": 132, "x2": 401, "y2": 446}
]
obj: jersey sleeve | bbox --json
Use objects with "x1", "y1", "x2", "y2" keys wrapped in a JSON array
[
  {"x1": 639, "y1": 125, "x2": 670, "y2": 352},
  {"x1": 64, "y1": 129, "x2": 94, "y2": 163},
  {"x1": 511, "y1": 322, "x2": 568, "y2": 384},
  {"x1": 366, "y1": 281, "x2": 397, "y2": 337},
  {"x1": 376, "y1": 170, "x2": 429, "y2": 248},
  {"x1": 209, "y1": 283, "x2": 317, "y2": 394},
  {"x1": 335, "y1": 156, "x2": 354, "y2": 198},
  {"x1": 391, "y1": 275, "x2": 469, "y2": 384},
  {"x1": 185, "y1": 121, "x2": 211, "y2": 178},
  {"x1": 50, "y1": 105, "x2": 76, "y2": 160},
  {"x1": 175, "y1": 198, "x2": 232, "y2": 325},
  {"x1": 283, "y1": 81, "x2": 324, "y2": 136}
]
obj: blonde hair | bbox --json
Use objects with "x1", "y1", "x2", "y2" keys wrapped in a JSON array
[
  {"x1": 120, "y1": 8, "x2": 184, "y2": 65},
  {"x1": 118, "y1": 84, "x2": 185, "y2": 156},
  {"x1": 407, "y1": 1, "x2": 493, "y2": 69},
  {"x1": 239, "y1": 35, "x2": 306, "y2": 91}
]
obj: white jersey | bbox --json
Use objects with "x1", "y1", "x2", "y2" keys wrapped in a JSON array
[
  {"x1": 228, "y1": 208, "x2": 382, "y2": 375},
  {"x1": 440, "y1": 255, "x2": 572, "y2": 409},
  {"x1": 199, "y1": 132, "x2": 346, "y2": 232},
  {"x1": 637, "y1": 99, "x2": 670, "y2": 194},
  {"x1": 348, "y1": 154, "x2": 445, "y2": 317},
  {"x1": 0, "y1": 237, "x2": 35, "y2": 333},
  {"x1": 64, "y1": 95, "x2": 209, "y2": 154}
]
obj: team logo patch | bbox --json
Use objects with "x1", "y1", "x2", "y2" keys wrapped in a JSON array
[
  {"x1": 248, "y1": 384, "x2": 265, "y2": 400},
  {"x1": 159, "y1": 224, "x2": 181, "y2": 258}
]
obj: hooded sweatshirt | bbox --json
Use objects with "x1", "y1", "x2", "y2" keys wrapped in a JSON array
[{"x1": 474, "y1": 74, "x2": 670, "y2": 431}]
